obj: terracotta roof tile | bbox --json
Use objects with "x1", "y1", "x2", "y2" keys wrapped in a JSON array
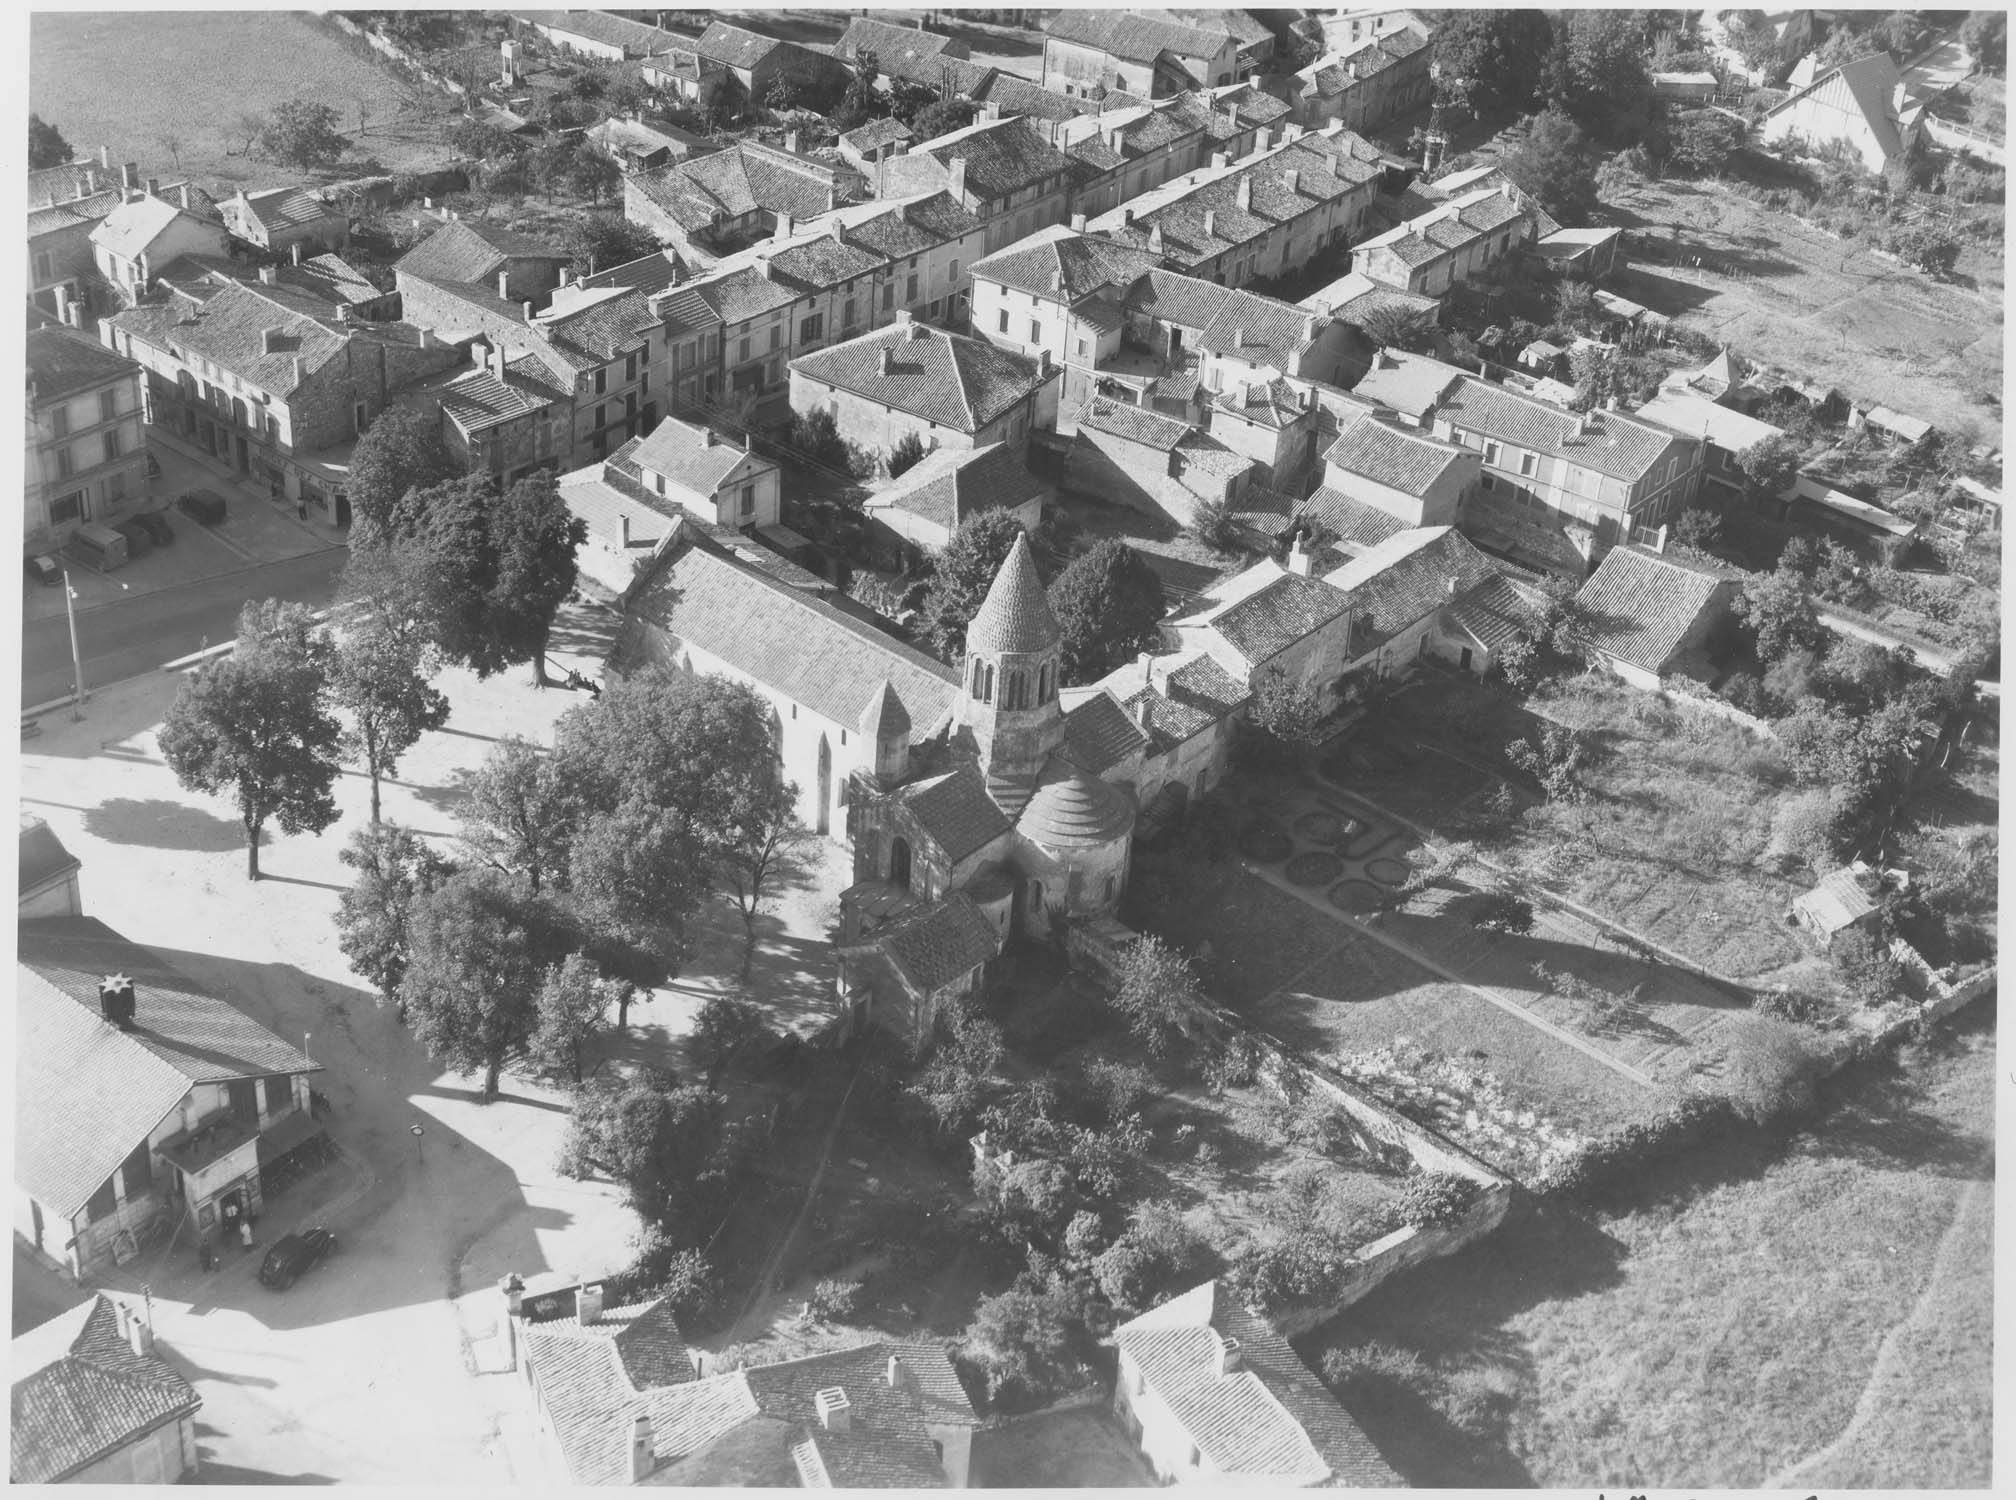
[
  {"x1": 11, "y1": 1297, "x2": 202, "y2": 1483},
  {"x1": 1573, "y1": 544, "x2": 1734, "y2": 674},
  {"x1": 1322, "y1": 417, "x2": 1469, "y2": 496},
  {"x1": 1320, "y1": 526, "x2": 1499, "y2": 651},
  {"x1": 790, "y1": 322, "x2": 1050, "y2": 434},
  {"x1": 1062, "y1": 691, "x2": 1152, "y2": 775},
  {"x1": 898, "y1": 765, "x2": 1015, "y2": 863},
  {"x1": 872, "y1": 893, "x2": 1003, "y2": 993},
  {"x1": 870, "y1": 442, "x2": 1048, "y2": 533}
]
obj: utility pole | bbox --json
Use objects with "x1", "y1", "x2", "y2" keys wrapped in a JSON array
[{"x1": 62, "y1": 567, "x2": 84, "y2": 719}]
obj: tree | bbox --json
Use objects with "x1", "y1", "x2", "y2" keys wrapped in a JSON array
[
  {"x1": 334, "y1": 821, "x2": 454, "y2": 1004},
  {"x1": 719, "y1": 784, "x2": 813, "y2": 971},
  {"x1": 1185, "y1": 495, "x2": 1240, "y2": 554},
  {"x1": 346, "y1": 405, "x2": 461, "y2": 535},
  {"x1": 401, "y1": 869, "x2": 575, "y2": 1100},
  {"x1": 1671, "y1": 507, "x2": 1724, "y2": 554},
  {"x1": 447, "y1": 116, "x2": 525, "y2": 163},
  {"x1": 1244, "y1": 662, "x2": 1323, "y2": 762},
  {"x1": 564, "y1": 212, "x2": 660, "y2": 277},
  {"x1": 887, "y1": 428, "x2": 931, "y2": 477},
  {"x1": 1962, "y1": 10, "x2": 2006, "y2": 73},
  {"x1": 1667, "y1": 110, "x2": 1746, "y2": 175},
  {"x1": 1470, "y1": 889, "x2": 1536, "y2": 937},
  {"x1": 1110, "y1": 935, "x2": 1211, "y2": 1057},
  {"x1": 568, "y1": 1076, "x2": 728, "y2": 1222},
  {"x1": 887, "y1": 78, "x2": 946, "y2": 128},
  {"x1": 1545, "y1": 9, "x2": 1650, "y2": 128},
  {"x1": 261, "y1": 98, "x2": 349, "y2": 168},
  {"x1": 158, "y1": 600, "x2": 342, "y2": 880},
  {"x1": 231, "y1": 111, "x2": 269, "y2": 158},
  {"x1": 329, "y1": 622, "x2": 449, "y2": 824},
  {"x1": 1736, "y1": 568, "x2": 1826, "y2": 663},
  {"x1": 1725, "y1": 12, "x2": 1789, "y2": 80},
  {"x1": 28, "y1": 115, "x2": 73, "y2": 171},
  {"x1": 690, "y1": 995, "x2": 771, "y2": 1087},
  {"x1": 1888, "y1": 222, "x2": 1963, "y2": 279},
  {"x1": 156, "y1": 130, "x2": 186, "y2": 175},
  {"x1": 961, "y1": 1273, "x2": 1096, "y2": 1406},
  {"x1": 831, "y1": 48, "x2": 886, "y2": 132},
  {"x1": 459, "y1": 736, "x2": 576, "y2": 895},
  {"x1": 924, "y1": 509, "x2": 1031, "y2": 657},
  {"x1": 1736, "y1": 434, "x2": 1803, "y2": 505},
  {"x1": 1499, "y1": 109, "x2": 1599, "y2": 221},
  {"x1": 911, "y1": 98, "x2": 978, "y2": 141},
  {"x1": 1046, "y1": 539, "x2": 1166, "y2": 686},
  {"x1": 530, "y1": 952, "x2": 615, "y2": 1083},
  {"x1": 1432, "y1": 9, "x2": 1554, "y2": 119},
  {"x1": 1353, "y1": 302, "x2": 1439, "y2": 354}
]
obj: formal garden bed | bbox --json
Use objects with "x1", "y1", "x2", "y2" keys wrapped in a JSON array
[{"x1": 1330, "y1": 1043, "x2": 1588, "y2": 1184}]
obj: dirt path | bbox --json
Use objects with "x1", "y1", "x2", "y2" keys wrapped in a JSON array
[
  {"x1": 1242, "y1": 860, "x2": 1661, "y2": 1091},
  {"x1": 1764, "y1": 1176, "x2": 1991, "y2": 1490}
]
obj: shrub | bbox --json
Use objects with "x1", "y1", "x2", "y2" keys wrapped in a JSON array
[
  {"x1": 1752, "y1": 987, "x2": 1839, "y2": 1026},
  {"x1": 809, "y1": 1276, "x2": 863, "y2": 1322},
  {"x1": 1081, "y1": 1058, "x2": 1155, "y2": 1124},
  {"x1": 1719, "y1": 1016, "x2": 1834, "y2": 1124},
  {"x1": 1366, "y1": 1171, "x2": 1484, "y2": 1238},
  {"x1": 1831, "y1": 925, "x2": 1905, "y2": 1008},
  {"x1": 1537, "y1": 1094, "x2": 1738, "y2": 1205},
  {"x1": 886, "y1": 429, "x2": 931, "y2": 477},
  {"x1": 1322, "y1": 1340, "x2": 1429, "y2": 1399}
]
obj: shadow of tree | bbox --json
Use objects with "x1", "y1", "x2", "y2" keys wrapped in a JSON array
[{"x1": 83, "y1": 797, "x2": 246, "y2": 852}]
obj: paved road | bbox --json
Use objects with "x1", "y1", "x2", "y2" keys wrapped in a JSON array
[{"x1": 20, "y1": 549, "x2": 346, "y2": 710}]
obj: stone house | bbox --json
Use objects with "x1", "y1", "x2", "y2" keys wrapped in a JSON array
[
  {"x1": 789, "y1": 315, "x2": 1060, "y2": 465},
  {"x1": 433, "y1": 339, "x2": 573, "y2": 489},
  {"x1": 24, "y1": 325, "x2": 150, "y2": 554},
  {"x1": 1573, "y1": 541, "x2": 1741, "y2": 690},
  {"x1": 862, "y1": 441, "x2": 1051, "y2": 564},
  {"x1": 19, "y1": 816, "x2": 83, "y2": 919},
  {"x1": 14, "y1": 916, "x2": 326, "y2": 1280},
  {"x1": 1354, "y1": 188, "x2": 1537, "y2": 298},
  {"x1": 640, "y1": 45, "x2": 731, "y2": 111},
  {"x1": 503, "y1": 1272, "x2": 979, "y2": 1485},
  {"x1": 29, "y1": 154, "x2": 164, "y2": 320},
  {"x1": 689, "y1": 20, "x2": 848, "y2": 107},
  {"x1": 1204, "y1": 377, "x2": 1321, "y2": 487},
  {"x1": 1168, "y1": 554, "x2": 1357, "y2": 705},
  {"x1": 1076, "y1": 649, "x2": 1249, "y2": 827},
  {"x1": 875, "y1": 115, "x2": 1077, "y2": 256},
  {"x1": 1112, "y1": 1281, "x2": 1399, "y2": 1486},
  {"x1": 518, "y1": 8, "x2": 681, "y2": 62},
  {"x1": 1068, "y1": 397, "x2": 1263, "y2": 530},
  {"x1": 1634, "y1": 387, "x2": 1788, "y2": 501},
  {"x1": 585, "y1": 114, "x2": 718, "y2": 175},
  {"x1": 1054, "y1": 97, "x2": 1209, "y2": 220},
  {"x1": 1086, "y1": 124, "x2": 1387, "y2": 290},
  {"x1": 840, "y1": 117, "x2": 917, "y2": 176},
  {"x1": 833, "y1": 16, "x2": 973, "y2": 90},
  {"x1": 106, "y1": 274, "x2": 468, "y2": 520},
  {"x1": 392, "y1": 218, "x2": 572, "y2": 310},
  {"x1": 1315, "y1": 406, "x2": 1479, "y2": 529},
  {"x1": 1290, "y1": 28, "x2": 1433, "y2": 133},
  {"x1": 12, "y1": 1297, "x2": 201, "y2": 1484},
  {"x1": 624, "y1": 139, "x2": 859, "y2": 265},
  {"x1": 219, "y1": 185, "x2": 349, "y2": 257},
  {"x1": 1040, "y1": 11, "x2": 1245, "y2": 100},
  {"x1": 89, "y1": 188, "x2": 230, "y2": 305}
]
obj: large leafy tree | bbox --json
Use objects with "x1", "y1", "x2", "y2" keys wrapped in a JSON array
[
  {"x1": 1432, "y1": 9, "x2": 1554, "y2": 120},
  {"x1": 158, "y1": 600, "x2": 342, "y2": 880},
  {"x1": 529, "y1": 952, "x2": 616, "y2": 1083},
  {"x1": 1737, "y1": 434, "x2": 1804, "y2": 504},
  {"x1": 690, "y1": 995, "x2": 771, "y2": 1088},
  {"x1": 28, "y1": 114, "x2": 73, "y2": 170},
  {"x1": 335, "y1": 821, "x2": 455, "y2": 1005},
  {"x1": 346, "y1": 405, "x2": 460, "y2": 536},
  {"x1": 719, "y1": 783, "x2": 813, "y2": 971},
  {"x1": 1046, "y1": 539, "x2": 1166, "y2": 686},
  {"x1": 567, "y1": 1076, "x2": 728, "y2": 1223},
  {"x1": 329, "y1": 621, "x2": 449, "y2": 824},
  {"x1": 401, "y1": 868, "x2": 577, "y2": 1100},
  {"x1": 925, "y1": 509, "x2": 1031, "y2": 658},
  {"x1": 1110, "y1": 934, "x2": 1212, "y2": 1057},
  {"x1": 1962, "y1": 10, "x2": 2007, "y2": 74},
  {"x1": 459, "y1": 735, "x2": 577, "y2": 895},
  {"x1": 564, "y1": 212, "x2": 661, "y2": 277},
  {"x1": 1735, "y1": 567, "x2": 1826, "y2": 663},
  {"x1": 1545, "y1": 10, "x2": 1650, "y2": 125},
  {"x1": 260, "y1": 98, "x2": 348, "y2": 168},
  {"x1": 831, "y1": 48, "x2": 886, "y2": 133},
  {"x1": 1499, "y1": 109, "x2": 1600, "y2": 222}
]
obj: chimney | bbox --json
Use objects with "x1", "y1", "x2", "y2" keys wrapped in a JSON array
[
  {"x1": 630, "y1": 1414, "x2": 656, "y2": 1482},
  {"x1": 1254, "y1": 126, "x2": 1272, "y2": 154},
  {"x1": 909, "y1": 320, "x2": 927, "y2": 342},
  {"x1": 1653, "y1": 524, "x2": 1670, "y2": 555},
  {"x1": 1210, "y1": 150, "x2": 1228, "y2": 169},
  {"x1": 145, "y1": 176, "x2": 159, "y2": 198},
  {"x1": 1203, "y1": 208, "x2": 1216, "y2": 238},
  {"x1": 1070, "y1": 212, "x2": 1086, "y2": 233},
  {"x1": 53, "y1": 284, "x2": 70, "y2": 323},
  {"x1": 98, "y1": 145, "x2": 110, "y2": 169},
  {"x1": 1233, "y1": 326, "x2": 1246, "y2": 350},
  {"x1": 179, "y1": 183, "x2": 192, "y2": 210},
  {"x1": 1604, "y1": 395, "x2": 1619, "y2": 412},
  {"x1": 292, "y1": 355, "x2": 305, "y2": 385},
  {"x1": 336, "y1": 304, "x2": 352, "y2": 325},
  {"x1": 125, "y1": 1300, "x2": 155, "y2": 1359},
  {"x1": 895, "y1": 308, "x2": 913, "y2": 326},
  {"x1": 99, "y1": 975, "x2": 136, "y2": 1030},
  {"x1": 522, "y1": 301, "x2": 534, "y2": 324},
  {"x1": 289, "y1": 239, "x2": 301, "y2": 266},
  {"x1": 777, "y1": 210, "x2": 794, "y2": 239},
  {"x1": 559, "y1": 268, "x2": 573, "y2": 289},
  {"x1": 744, "y1": 430, "x2": 753, "y2": 451},
  {"x1": 262, "y1": 327, "x2": 283, "y2": 353},
  {"x1": 1236, "y1": 176, "x2": 1252, "y2": 211},
  {"x1": 785, "y1": 129, "x2": 801, "y2": 155},
  {"x1": 815, "y1": 1388, "x2": 852, "y2": 1433},
  {"x1": 1286, "y1": 532, "x2": 1312, "y2": 576},
  {"x1": 886, "y1": 1355, "x2": 906, "y2": 1390},
  {"x1": 1218, "y1": 1336, "x2": 1242, "y2": 1376},
  {"x1": 66, "y1": 300, "x2": 82, "y2": 330},
  {"x1": 1148, "y1": 224, "x2": 1164, "y2": 254},
  {"x1": 701, "y1": 427, "x2": 715, "y2": 447},
  {"x1": 1284, "y1": 169, "x2": 1300, "y2": 196},
  {"x1": 1445, "y1": 575, "x2": 1460, "y2": 598},
  {"x1": 983, "y1": 100, "x2": 1002, "y2": 122},
  {"x1": 258, "y1": 265, "x2": 278, "y2": 286},
  {"x1": 948, "y1": 156, "x2": 968, "y2": 199},
  {"x1": 498, "y1": 269, "x2": 510, "y2": 299},
  {"x1": 577, "y1": 1282, "x2": 605, "y2": 1325},
  {"x1": 879, "y1": 346, "x2": 895, "y2": 376}
]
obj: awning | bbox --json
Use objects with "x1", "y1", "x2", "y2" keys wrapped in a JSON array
[{"x1": 256, "y1": 1108, "x2": 330, "y2": 1168}]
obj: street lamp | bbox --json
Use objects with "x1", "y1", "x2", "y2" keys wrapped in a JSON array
[{"x1": 59, "y1": 565, "x2": 125, "y2": 719}]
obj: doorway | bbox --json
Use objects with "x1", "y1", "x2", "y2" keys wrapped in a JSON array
[{"x1": 815, "y1": 735, "x2": 831, "y2": 835}]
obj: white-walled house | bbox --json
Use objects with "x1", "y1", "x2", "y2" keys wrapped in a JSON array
[
  {"x1": 1760, "y1": 51, "x2": 1922, "y2": 173},
  {"x1": 12, "y1": 1296, "x2": 201, "y2": 1483},
  {"x1": 89, "y1": 191, "x2": 229, "y2": 302}
]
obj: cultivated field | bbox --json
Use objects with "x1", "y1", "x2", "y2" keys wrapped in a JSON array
[
  {"x1": 30, "y1": 10, "x2": 456, "y2": 188},
  {"x1": 1304, "y1": 1008, "x2": 1995, "y2": 1489},
  {"x1": 1605, "y1": 177, "x2": 2003, "y2": 438}
]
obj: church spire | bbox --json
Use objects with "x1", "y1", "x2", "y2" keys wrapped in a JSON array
[
  {"x1": 966, "y1": 533, "x2": 1059, "y2": 658},
  {"x1": 955, "y1": 532, "x2": 1065, "y2": 785}
]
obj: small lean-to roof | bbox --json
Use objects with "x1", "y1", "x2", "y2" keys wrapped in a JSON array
[
  {"x1": 841, "y1": 116, "x2": 915, "y2": 155},
  {"x1": 872, "y1": 893, "x2": 1003, "y2": 994},
  {"x1": 1078, "y1": 396, "x2": 1192, "y2": 451},
  {"x1": 1573, "y1": 544, "x2": 1736, "y2": 676},
  {"x1": 1794, "y1": 869, "x2": 1882, "y2": 935},
  {"x1": 899, "y1": 764, "x2": 1015, "y2": 863},
  {"x1": 1445, "y1": 573, "x2": 1548, "y2": 652},
  {"x1": 869, "y1": 442, "x2": 1047, "y2": 534},
  {"x1": 1062, "y1": 691, "x2": 1152, "y2": 775},
  {"x1": 19, "y1": 815, "x2": 82, "y2": 893},
  {"x1": 790, "y1": 322, "x2": 1048, "y2": 434},
  {"x1": 1321, "y1": 526, "x2": 1500, "y2": 651},
  {"x1": 11, "y1": 1297, "x2": 202, "y2": 1484},
  {"x1": 1298, "y1": 484, "x2": 1411, "y2": 557},
  {"x1": 238, "y1": 185, "x2": 337, "y2": 234}
]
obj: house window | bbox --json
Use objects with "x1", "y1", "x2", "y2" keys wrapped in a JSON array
[
  {"x1": 769, "y1": 326, "x2": 782, "y2": 351},
  {"x1": 102, "y1": 430, "x2": 121, "y2": 463},
  {"x1": 354, "y1": 402, "x2": 369, "y2": 434},
  {"x1": 1029, "y1": 320, "x2": 1041, "y2": 342},
  {"x1": 1076, "y1": 338, "x2": 1088, "y2": 358},
  {"x1": 948, "y1": 259, "x2": 959, "y2": 283},
  {"x1": 264, "y1": 1075, "x2": 291, "y2": 1113},
  {"x1": 49, "y1": 491, "x2": 83, "y2": 525},
  {"x1": 56, "y1": 446, "x2": 74, "y2": 478},
  {"x1": 807, "y1": 313, "x2": 828, "y2": 345},
  {"x1": 99, "y1": 390, "x2": 117, "y2": 423},
  {"x1": 34, "y1": 250, "x2": 52, "y2": 280},
  {"x1": 625, "y1": 352, "x2": 638, "y2": 381},
  {"x1": 1481, "y1": 472, "x2": 1497, "y2": 492},
  {"x1": 1483, "y1": 440, "x2": 1501, "y2": 464},
  {"x1": 594, "y1": 368, "x2": 608, "y2": 395},
  {"x1": 738, "y1": 336, "x2": 752, "y2": 362},
  {"x1": 1519, "y1": 451, "x2": 1537, "y2": 477},
  {"x1": 998, "y1": 309, "x2": 1009, "y2": 333},
  {"x1": 739, "y1": 483, "x2": 755, "y2": 518},
  {"x1": 50, "y1": 407, "x2": 69, "y2": 438},
  {"x1": 905, "y1": 274, "x2": 918, "y2": 302}
]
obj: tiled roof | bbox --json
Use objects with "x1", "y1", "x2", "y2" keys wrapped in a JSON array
[
  {"x1": 587, "y1": 115, "x2": 710, "y2": 161},
  {"x1": 972, "y1": 73, "x2": 1097, "y2": 124},
  {"x1": 26, "y1": 326, "x2": 137, "y2": 404},
  {"x1": 631, "y1": 141, "x2": 847, "y2": 233},
  {"x1": 1446, "y1": 573, "x2": 1548, "y2": 652},
  {"x1": 394, "y1": 219, "x2": 568, "y2": 284},
  {"x1": 861, "y1": 680, "x2": 912, "y2": 738},
  {"x1": 1078, "y1": 396, "x2": 1192, "y2": 451},
  {"x1": 1323, "y1": 415, "x2": 1469, "y2": 496},
  {"x1": 836, "y1": 17, "x2": 970, "y2": 83},
  {"x1": 29, "y1": 159, "x2": 116, "y2": 212},
  {"x1": 89, "y1": 195, "x2": 206, "y2": 261},
  {"x1": 438, "y1": 368, "x2": 561, "y2": 433},
  {"x1": 898, "y1": 765, "x2": 1015, "y2": 863},
  {"x1": 631, "y1": 417, "x2": 771, "y2": 494},
  {"x1": 1061, "y1": 691, "x2": 1151, "y2": 774},
  {"x1": 238, "y1": 185, "x2": 337, "y2": 234},
  {"x1": 1182, "y1": 561, "x2": 1350, "y2": 668},
  {"x1": 1795, "y1": 869, "x2": 1882, "y2": 935},
  {"x1": 535, "y1": 284, "x2": 659, "y2": 366},
  {"x1": 1045, "y1": 10, "x2": 1233, "y2": 64},
  {"x1": 913, "y1": 116, "x2": 1073, "y2": 203},
  {"x1": 805, "y1": 192, "x2": 985, "y2": 263},
  {"x1": 287, "y1": 252, "x2": 384, "y2": 306},
  {"x1": 11, "y1": 1297, "x2": 202, "y2": 1484},
  {"x1": 690, "y1": 20, "x2": 789, "y2": 70},
  {"x1": 683, "y1": 263, "x2": 802, "y2": 325},
  {"x1": 1320, "y1": 525, "x2": 1499, "y2": 651},
  {"x1": 622, "y1": 536, "x2": 960, "y2": 735},
  {"x1": 1300, "y1": 269, "x2": 1441, "y2": 325},
  {"x1": 519, "y1": 9, "x2": 682, "y2": 53},
  {"x1": 1349, "y1": 348, "x2": 1467, "y2": 420},
  {"x1": 19, "y1": 815, "x2": 81, "y2": 892},
  {"x1": 842, "y1": 116, "x2": 915, "y2": 153},
  {"x1": 29, "y1": 194, "x2": 122, "y2": 239},
  {"x1": 1634, "y1": 389, "x2": 1786, "y2": 454},
  {"x1": 1298, "y1": 484, "x2": 1410, "y2": 556},
  {"x1": 872, "y1": 893, "x2": 1003, "y2": 993},
  {"x1": 1573, "y1": 544, "x2": 1733, "y2": 675},
  {"x1": 1115, "y1": 1282, "x2": 1399, "y2": 1485},
  {"x1": 1096, "y1": 650, "x2": 1248, "y2": 757},
  {"x1": 870, "y1": 442, "x2": 1047, "y2": 534},
  {"x1": 763, "y1": 227, "x2": 886, "y2": 289},
  {"x1": 1438, "y1": 377, "x2": 1693, "y2": 483},
  {"x1": 790, "y1": 322, "x2": 1049, "y2": 433},
  {"x1": 1122, "y1": 266, "x2": 1227, "y2": 330},
  {"x1": 971, "y1": 228, "x2": 1164, "y2": 301},
  {"x1": 16, "y1": 917, "x2": 319, "y2": 1217},
  {"x1": 741, "y1": 1340, "x2": 976, "y2": 1487},
  {"x1": 1017, "y1": 753, "x2": 1137, "y2": 848},
  {"x1": 966, "y1": 532, "x2": 1059, "y2": 657}
]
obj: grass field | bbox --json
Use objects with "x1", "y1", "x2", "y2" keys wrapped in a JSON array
[
  {"x1": 30, "y1": 11, "x2": 455, "y2": 188},
  {"x1": 1606, "y1": 177, "x2": 2003, "y2": 438},
  {"x1": 1301, "y1": 1008, "x2": 1995, "y2": 1488}
]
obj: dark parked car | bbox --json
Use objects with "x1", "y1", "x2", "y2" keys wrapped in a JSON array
[
  {"x1": 134, "y1": 511, "x2": 174, "y2": 547},
  {"x1": 176, "y1": 489, "x2": 227, "y2": 525},
  {"x1": 25, "y1": 553, "x2": 61, "y2": 587},
  {"x1": 258, "y1": 1226, "x2": 337, "y2": 1290},
  {"x1": 114, "y1": 521, "x2": 153, "y2": 560}
]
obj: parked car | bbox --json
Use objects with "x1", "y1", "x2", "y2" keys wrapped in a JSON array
[
  {"x1": 114, "y1": 521, "x2": 153, "y2": 560},
  {"x1": 176, "y1": 489, "x2": 227, "y2": 525},
  {"x1": 25, "y1": 553, "x2": 61, "y2": 587},
  {"x1": 258, "y1": 1226, "x2": 337, "y2": 1290},
  {"x1": 134, "y1": 511, "x2": 174, "y2": 547},
  {"x1": 145, "y1": 450, "x2": 163, "y2": 479}
]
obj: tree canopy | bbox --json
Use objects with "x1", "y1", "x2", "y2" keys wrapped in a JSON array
[
  {"x1": 460, "y1": 735, "x2": 577, "y2": 895},
  {"x1": 925, "y1": 510, "x2": 1032, "y2": 658},
  {"x1": 329, "y1": 621, "x2": 449, "y2": 824},
  {"x1": 564, "y1": 212, "x2": 661, "y2": 277},
  {"x1": 1432, "y1": 9, "x2": 1554, "y2": 120},
  {"x1": 158, "y1": 600, "x2": 342, "y2": 879},
  {"x1": 1544, "y1": 10, "x2": 1650, "y2": 127},
  {"x1": 260, "y1": 98, "x2": 348, "y2": 168},
  {"x1": 28, "y1": 114, "x2": 73, "y2": 171},
  {"x1": 1499, "y1": 109, "x2": 1599, "y2": 221},
  {"x1": 346, "y1": 405, "x2": 461, "y2": 537},
  {"x1": 1963, "y1": 10, "x2": 2006, "y2": 73},
  {"x1": 1046, "y1": 539, "x2": 1166, "y2": 686},
  {"x1": 335, "y1": 821, "x2": 455, "y2": 1004},
  {"x1": 567, "y1": 1075, "x2": 729, "y2": 1223}
]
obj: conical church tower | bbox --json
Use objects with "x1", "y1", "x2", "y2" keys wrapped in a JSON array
[{"x1": 954, "y1": 533, "x2": 1065, "y2": 801}]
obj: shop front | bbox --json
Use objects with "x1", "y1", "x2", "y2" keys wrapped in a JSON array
[{"x1": 155, "y1": 1113, "x2": 264, "y2": 1253}]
